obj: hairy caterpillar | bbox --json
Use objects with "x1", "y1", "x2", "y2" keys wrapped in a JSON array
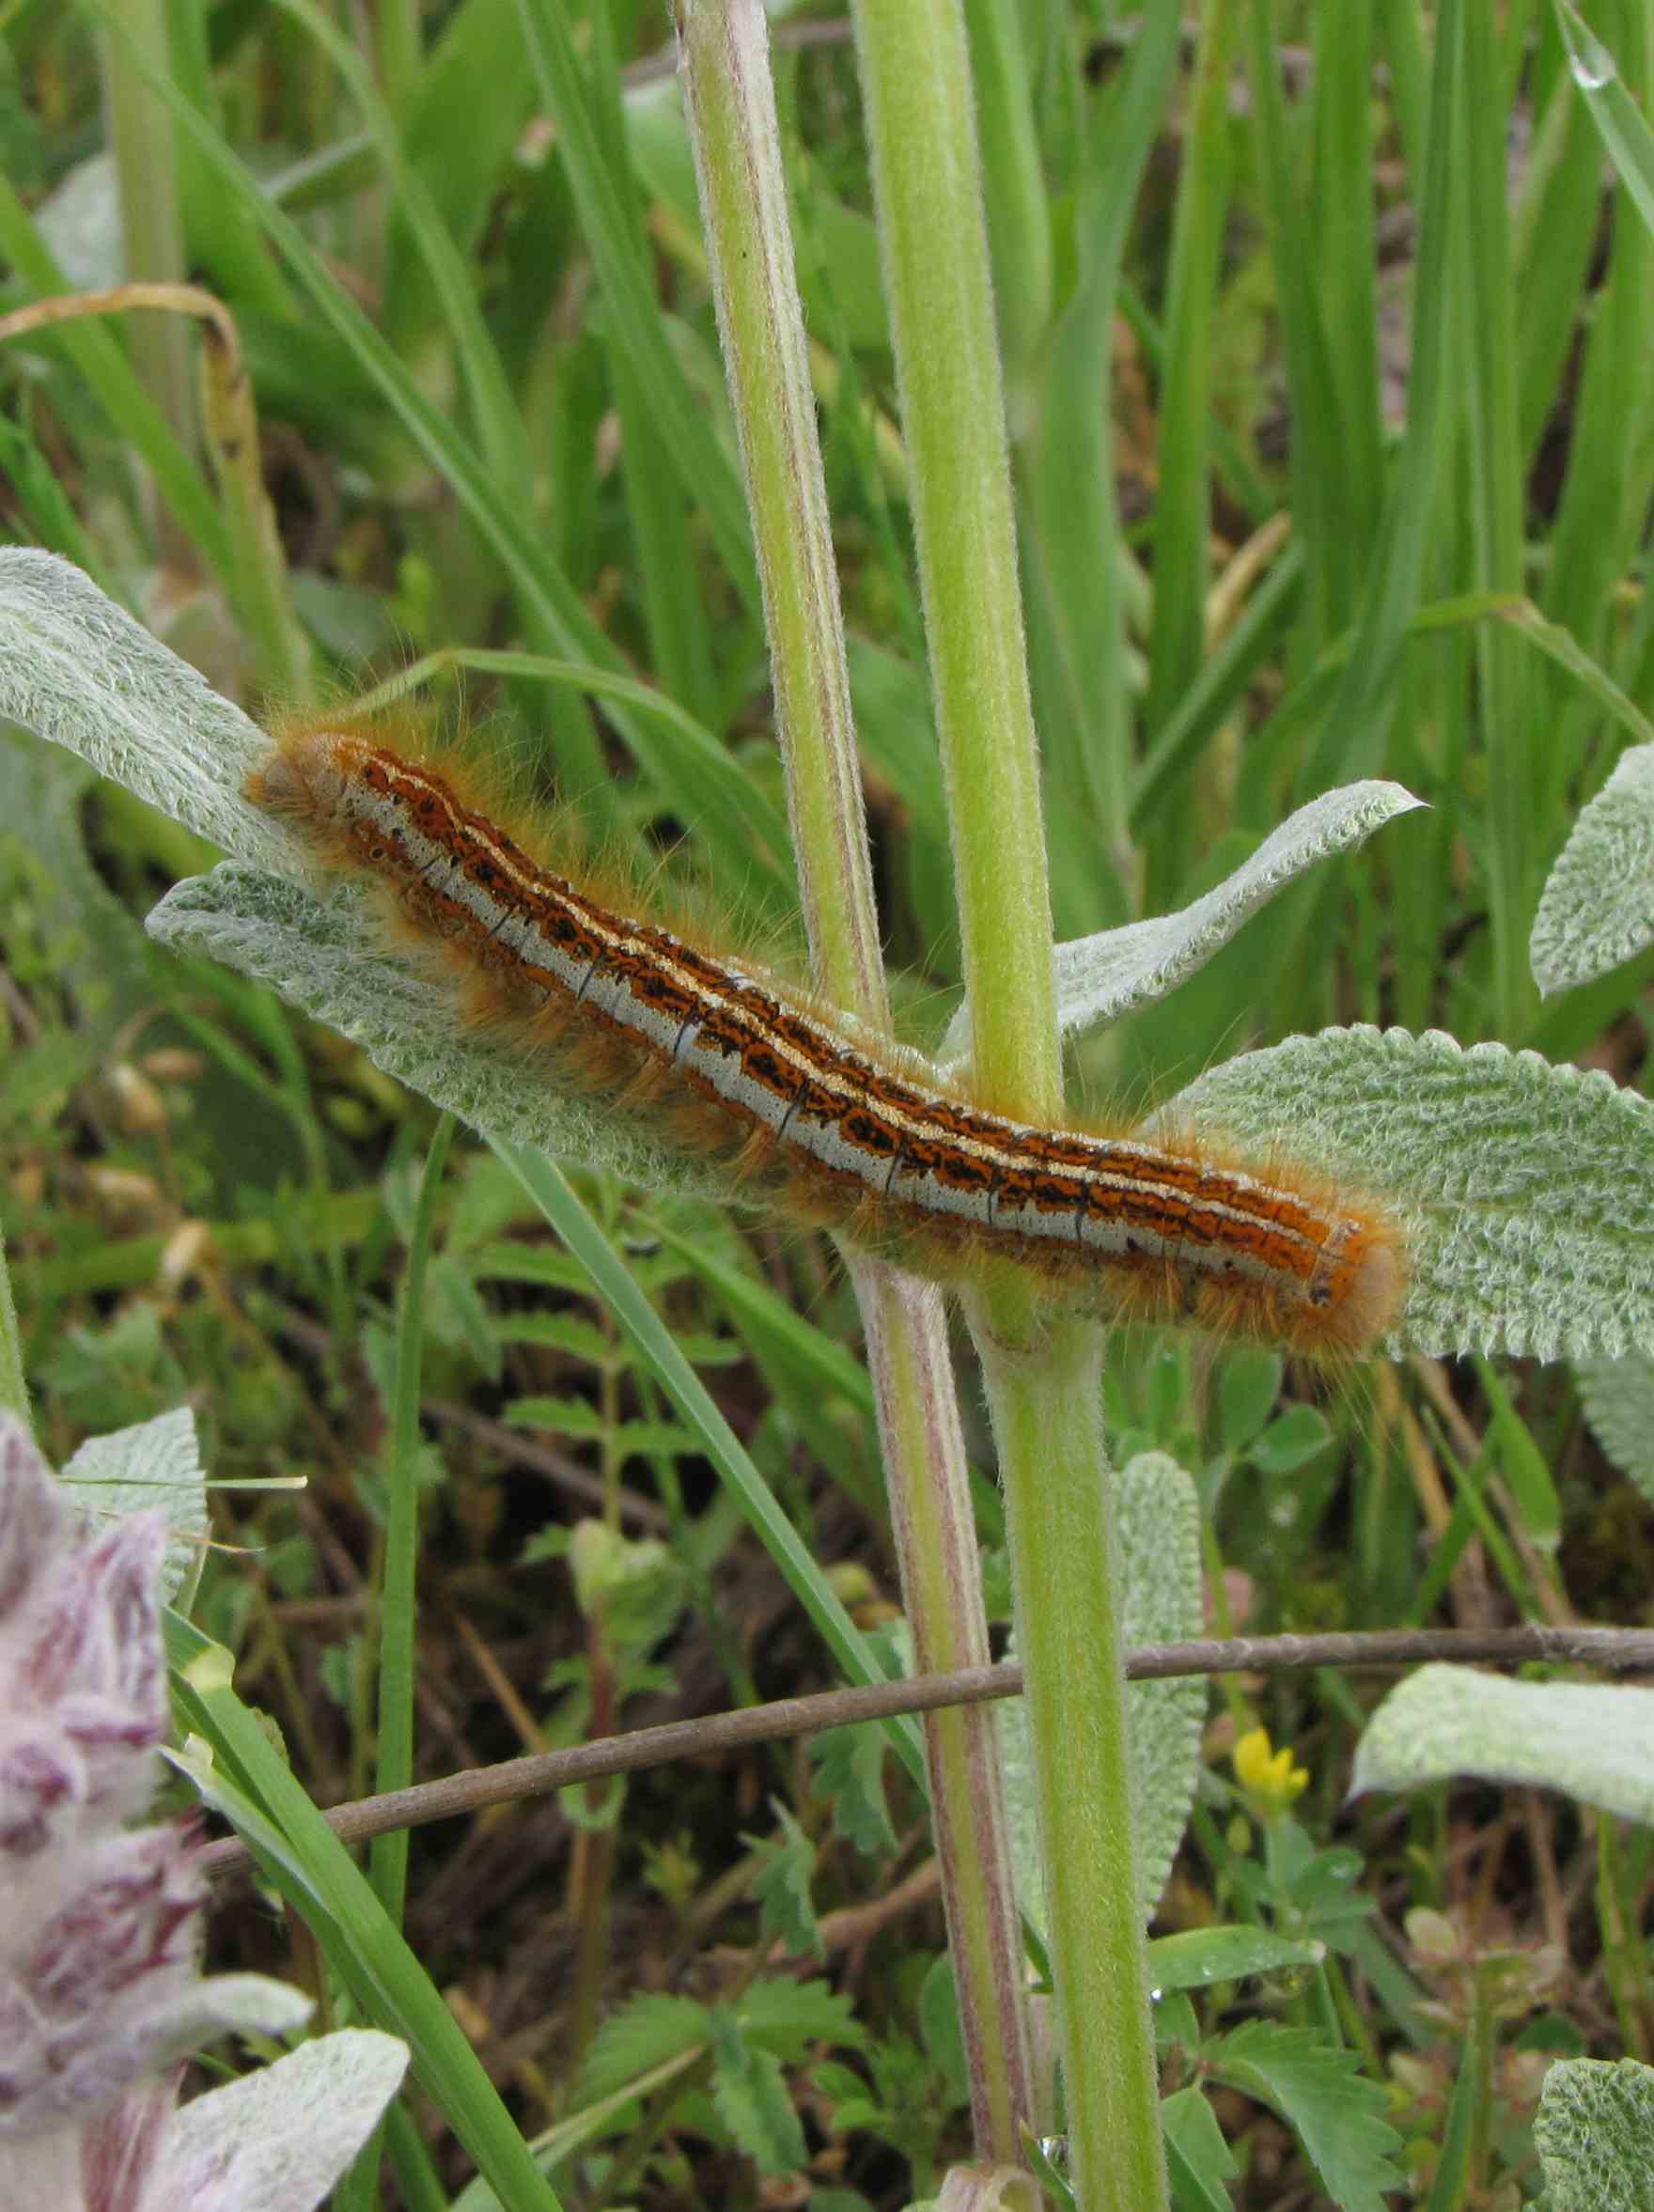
[{"x1": 249, "y1": 723, "x2": 1406, "y2": 1355}]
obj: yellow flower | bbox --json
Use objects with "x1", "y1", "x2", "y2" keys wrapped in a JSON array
[{"x1": 1233, "y1": 1726, "x2": 1310, "y2": 1815}]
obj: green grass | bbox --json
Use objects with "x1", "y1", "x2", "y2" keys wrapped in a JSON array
[{"x1": 3, "y1": 2, "x2": 1654, "y2": 2206}]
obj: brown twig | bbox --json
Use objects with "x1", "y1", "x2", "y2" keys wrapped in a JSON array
[{"x1": 193, "y1": 1623, "x2": 1654, "y2": 1878}]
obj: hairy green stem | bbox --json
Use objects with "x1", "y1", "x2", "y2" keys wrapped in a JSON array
[
  {"x1": 676, "y1": 0, "x2": 1035, "y2": 2158},
  {"x1": 851, "y1": 1, "x2": 1167, "y2": 2204},
  {"x1": 850, "y1": 0, "x2": 1057, "y2": 1116}
]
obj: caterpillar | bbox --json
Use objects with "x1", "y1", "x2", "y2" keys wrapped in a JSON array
[{"x1": 249, "y1": 722, "x2": 1406, "y2": 1356}]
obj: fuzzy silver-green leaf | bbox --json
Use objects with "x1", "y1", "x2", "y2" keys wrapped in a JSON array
[
  {"x1": 0, "y1": 548, "x2": 289, "y2": 871},
  {"x1": 1575, "y1": 1350, "x2": 1654, "y2": 1507},
  {"x1": 1350, "y1": 1663, "x2": 1654, "y2": 1823},
  {"x1": 939, "y1": 779, "x2": 1422, "y2": 1068},
  {"x1": 1169, "y1": 1024, "x2": 1654, "y2": 1361},
  {"x1": 60, "y1": 1406, "x2": 207, "y2": 1607},
  {"x1": 1532, "y1": 745, "x2": 1654, "y2": 996},
  {"x1": 1533, "y1": 2056, "x2": 1654, "y2": 2212}
]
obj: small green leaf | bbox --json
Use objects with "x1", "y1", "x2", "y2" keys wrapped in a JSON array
[
  {"x1": 1154, "y1": 1991, "x2": 1201, "y2": 2055},
  {"x1": 1247, "y1": 1402, "x2": 1332, "y2": 1476},
  {"x1": 1147, "y1": 1924, "x2": 1325, "y2": 1994},
  {"x1": 810, "y1": 2060, "x2": 869, "y2": 2106},
  {"x1": 810, "y1": 1723, "x2": 897, "y2": 1860},
  {"x1": 472, "y1": 1242, "x2": 601, "y2": 1294},
  {"x1": 1216, "y1": 1347, "x2": 1284, "y2": 1454},
  {"x1": 709, "y1": 2009, "x2": 807, "y2": 2175},
  {"x1": 917, "y1": 1954, "x2": 968, "y2": 2104},
  {"x1": 611, "y1": 1421, "x2": 701, "y2": 1459},
  {"x1": 566, "y1": 1522, "x2": 687, "y2": 1652},
  {"x1": 737, "y1": 1978, "x2": 865, "y2": 2058},
  {"x1": 747, "y1": 1802, "x2": 821, "y2": 1959},
  {"x1": 1162, "y1": 2086, "x2": 1240, "y2": 2212},
  {"x1": 505, "y1": 1394, "x2": 606, "y2": 1439},
  {"x1": 575, "y1": 1991, "x2": 713, "y2": 2106},
  {"x1": 1205, "y1": 2020, "x2": 1405, "y2": 2212},
  {"x1": 492, "y1": 1311, "x2": 612, "y2": 1363}
]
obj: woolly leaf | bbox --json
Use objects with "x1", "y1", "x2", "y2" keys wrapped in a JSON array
[
  {"x1": 60, "y1": 1406, "x2": 208, "y2": 1607},
  {"x1": 1532, "y1": 745, "x2": 1654, "y2": 994},
  {"x1": 0, "y1": 549, "x2": 290, "y2": 869},
  {"x1": 1350, "y1": 1664, "x2": 1654, "y2": 1823},
  {"x1": 1575, "y1": 1350, "x2": 1654, "y2": 1507},
  {"x1": 999, "y1": 1451, "x2": 1204, "y2": 1930},
  {"x1": 1170, "y1": 1024, "x2": 1654, "y2": 1361},
  {"x1": 1533, "y1": 2056, "x2": 1654, "y2": 2212},
  {"x1": 142, "y1": 2031, "x2": 409, "y2": 2212},
  {"x1": 939, "y1": 780, "x2": 1422, "y2": 1067},
  {"x1": 1112, "y1": 1453, "x2": 1206, "y2": 1913},
  {"x1": 1205, "y1": 2020, "x2": 1405, "y2": 2212}
]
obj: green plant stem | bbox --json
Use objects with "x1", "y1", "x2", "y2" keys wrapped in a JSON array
[
  {"x1": 1464, "y1": 1959, "x2": 1497, "y2": 2197},
  {"x1": 515, "y1": 0, "x2": 761, "y2": 621},
  {"x1": 676, "y1": 0, "x2": 881, "y2": 1005},
  {"x1": 851, "y1": 2, "x2": 1166, "y2": 2204},
  {"x1": 369, "y1": 1112, "x2": 457, "y2": 1927},
  {"x1": 677, "y1": 0, "x2": 1035, "y2": 2159},
  {"x1": 962, "y1": 0, "x2": 1051, "y2": 389},
  {"x1": 982, "y1": 1326, "x2": 1166, "y2": 2212},
  {"x1": 856, "y1": 1266, "x2": 1038, "y2": 2161},
  {"x1": 850, "y1": 0, "x2": 1057, "y2": 1114},
  {"x1": 566, "y1": 1615, "x2": 620, "y2": 2082},
  {"x1": 1596, "y1": 1812, "x2": 1653, "y2": 2063},
  {"x1": 0, "y1": 1217, "x2": 30, "y2": 1433}
]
